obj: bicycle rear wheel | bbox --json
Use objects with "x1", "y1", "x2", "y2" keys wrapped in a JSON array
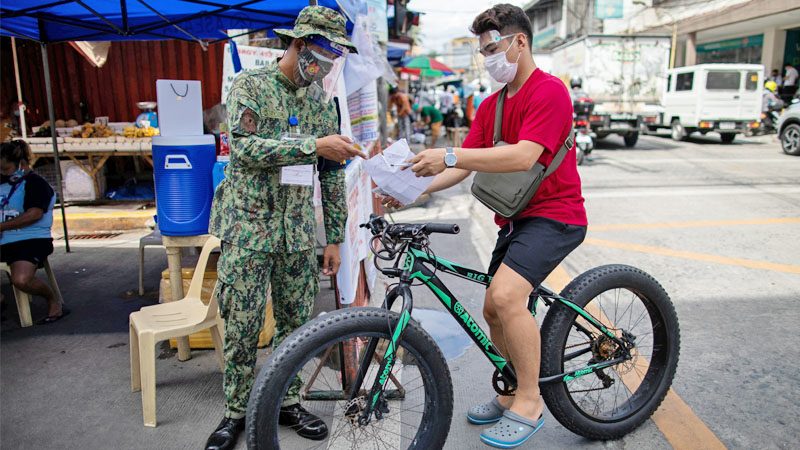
[
  {"x1": 540, "y1": 264, "x2": 680, "y2": 440},
  {"x1": 247, "y1": 307, "x2": 453, "y2": 449}
]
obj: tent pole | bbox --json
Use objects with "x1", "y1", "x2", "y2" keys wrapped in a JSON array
[
  {"x1": 11, "y1": 37, "x2": 28, "y2": 139},
  {"x1": 40, "y1": 43, "x2": 71, "y2": 252}
]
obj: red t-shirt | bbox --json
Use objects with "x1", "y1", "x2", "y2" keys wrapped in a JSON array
[{"x1": 462, "y1": 69, "x2": 588, "y2": 227}]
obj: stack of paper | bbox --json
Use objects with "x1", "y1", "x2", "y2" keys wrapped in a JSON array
[{"x1": 364, "y1": 139, "x2": 434, "y2": 205}]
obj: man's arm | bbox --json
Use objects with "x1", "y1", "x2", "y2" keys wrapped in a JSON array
[
  {"x1": 424, "y1": 168, "x2": 472, "y2": 194},
  {"x1": 319, "y1": 166, "x2": 347, "y2": 246},
  {"x1": 408, "y1": 140, "x2": 545, "y2": 177},
  {"x1": 228, "y1": 96, "x2": 318, "y2": 168}
]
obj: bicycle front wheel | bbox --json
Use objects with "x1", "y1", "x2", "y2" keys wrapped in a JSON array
[
  {"x1": 246, "y1": 307, "x2": 453, "y2": 450},
  {"x1": 540, "y1": 264, "x2": 680, "y2": 440}
]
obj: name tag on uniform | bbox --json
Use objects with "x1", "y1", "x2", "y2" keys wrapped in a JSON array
[{"x1": 280, "y1": 165, "x2": 314, "y2": 186}]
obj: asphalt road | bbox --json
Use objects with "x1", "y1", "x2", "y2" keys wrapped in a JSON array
[
  {"x1": 388, "y1": 131, "x2": 799, "y2": 449},
  {"x1": 1, "y1": 131, "x2": 797, "y2": 449}
]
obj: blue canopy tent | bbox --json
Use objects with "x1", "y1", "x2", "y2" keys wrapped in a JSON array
[{"x1": 0, "y1": 0, "x2": 342, "y2": 250}]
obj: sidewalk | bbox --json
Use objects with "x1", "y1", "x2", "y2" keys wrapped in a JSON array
[
  {"x1": 52, "y1": 202, "x2": 156, "y2": 235},
  {"x1": 0, "y1": 233, "x2": 338, "y2": 450}
]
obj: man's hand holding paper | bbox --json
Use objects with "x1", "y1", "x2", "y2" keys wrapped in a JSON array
[{"x1": 363, "y1": 139, "x2": 434, "y2": 206}]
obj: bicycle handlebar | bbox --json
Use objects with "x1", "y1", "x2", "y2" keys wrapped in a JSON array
[
  {"x1": 360, "y1": 214, "x2": 459, "y2": 239},
  {"x1": 424, "y1": 223, "x2": 460, "y2": 235}
]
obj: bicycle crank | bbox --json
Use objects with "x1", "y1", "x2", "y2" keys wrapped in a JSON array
[{"x1": 492, "y1": 369, "x2": 517, "y2": 396}]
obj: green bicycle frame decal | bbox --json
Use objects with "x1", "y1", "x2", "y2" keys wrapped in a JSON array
[
  {"x1": 407, "y1": 248, "x2": 510, "y2": 375},
  {"x1": 371, "y1": 309, "x2": 411, "y2": 408}
]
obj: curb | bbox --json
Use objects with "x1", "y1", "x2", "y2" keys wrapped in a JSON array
[{"x1": 52, "y1": 210, "x2": 154, "y2": 234}]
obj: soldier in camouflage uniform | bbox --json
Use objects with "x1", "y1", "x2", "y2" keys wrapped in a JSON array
[{"x1": 205, "y1": 6, "x2": 366, "y2": 450}]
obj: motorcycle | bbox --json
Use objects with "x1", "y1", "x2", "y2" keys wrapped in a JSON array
[{"x1": 573, "y1": 96, "x2": 595, "y2": 165}]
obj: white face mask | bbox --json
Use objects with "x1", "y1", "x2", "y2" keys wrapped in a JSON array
[{"x1": 484, "y1": 37, "x2": 520, "y2": 84}]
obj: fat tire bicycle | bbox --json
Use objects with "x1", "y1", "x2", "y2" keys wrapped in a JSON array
[{"x1": 247, "y1": 215, "x2": 680, "y2": 449}]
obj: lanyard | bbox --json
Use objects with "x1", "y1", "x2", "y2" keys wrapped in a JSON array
[{"x1": 0, "y1": 176, "x2": 27, "y2": 210}]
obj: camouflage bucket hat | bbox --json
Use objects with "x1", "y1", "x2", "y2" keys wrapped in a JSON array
[{"x1": 274, "y1": 6, "x2": 358, "y2": 54}]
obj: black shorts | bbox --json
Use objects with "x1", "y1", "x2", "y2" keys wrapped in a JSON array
[
  {"x1": 0, "y1": 238, "x2": 54, "y2": 267},
  {"x1": 487, "y1": 217, "x2": 586, "y2": 288}
]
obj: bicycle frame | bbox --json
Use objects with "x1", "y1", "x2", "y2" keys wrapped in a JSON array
[{"x1": 353, "y1": 244, "x2": 631, "y2": 420}]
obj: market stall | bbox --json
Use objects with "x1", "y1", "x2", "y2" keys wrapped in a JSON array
[{"x1": 0, "y1": 0, "x2": 347, "y2": 250}]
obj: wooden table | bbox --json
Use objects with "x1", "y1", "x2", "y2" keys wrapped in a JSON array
[
  {"x1": 162, "y1": 234, "x2": 212, "y2": 361},
  {"x1": 30, "y1": 149, "x2": 154, "y2": 197}
]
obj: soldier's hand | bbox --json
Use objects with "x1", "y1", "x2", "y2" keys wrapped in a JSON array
[
  {"x1": 322, "y1": 244, "x2": 341, "y2": 276},
  {"x1": 316, "y1": 135, "x2": 368, "y2": 162}
]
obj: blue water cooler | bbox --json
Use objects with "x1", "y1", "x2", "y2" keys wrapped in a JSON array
[{"x1": 152, "y1": 135, "x2": 216, "y2": 236}]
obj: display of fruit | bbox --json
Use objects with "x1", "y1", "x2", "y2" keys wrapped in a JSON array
[
  {"x1": 122, "y1": 125, "x2": 159, "y2": 138},
  {"x1": 72, "y1": 122, "x2": 115, "y2": 138}
]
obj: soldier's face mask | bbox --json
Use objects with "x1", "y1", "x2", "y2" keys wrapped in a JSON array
[{"x1": 294, "y1": 35, "x2": 348, "y2": 103}]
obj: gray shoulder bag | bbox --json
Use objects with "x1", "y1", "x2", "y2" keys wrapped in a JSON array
[{"x1": 470, "y1": 86, "x2": 574, "y2": 218}]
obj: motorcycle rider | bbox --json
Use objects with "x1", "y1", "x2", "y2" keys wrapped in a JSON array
[
  {"x1": 762, "y1": 80, "x2": 784, "y2": 133},
  {"x1": 570, "y1": 77, "x2": 588, "y2": 101}
]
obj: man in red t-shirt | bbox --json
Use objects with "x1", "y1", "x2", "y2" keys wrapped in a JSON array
[{"x1": 384, "y1": 4, "x2": 587, "y2": 448}]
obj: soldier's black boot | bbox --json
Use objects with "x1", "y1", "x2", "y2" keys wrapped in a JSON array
[
  {"x1": 279, "y1": 403, "x2": 329, "y2": 440},
  {"x1": 205, "y1": 416, "x2": 245, "y2": 450}
]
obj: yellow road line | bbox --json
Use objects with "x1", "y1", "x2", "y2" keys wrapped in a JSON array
[
  {"x1": 590, "y1": 217, "x2": 800, "y2": 232},
  {"x1": 584, "y1": 237, "x2": 800, "y2": 275},
  {"x1": 545, "y1": 265, "x2": 726, "y2": 450}
]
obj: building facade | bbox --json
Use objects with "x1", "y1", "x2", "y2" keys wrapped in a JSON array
[{"x1": 602, "y1": 0, "x2": 800, "y2": 71}]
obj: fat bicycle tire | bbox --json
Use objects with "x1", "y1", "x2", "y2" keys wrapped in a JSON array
[
  {"x1": 246, "y1": 307, "x2": 454, "y2": 449},
  {"x1": 540, "y1": 264, "x2": 680, "y2": 440}
]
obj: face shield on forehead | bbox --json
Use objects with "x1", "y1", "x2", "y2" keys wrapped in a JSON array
[{"x1": 298, "y1": 35, "x2": 349, "y2": 103}]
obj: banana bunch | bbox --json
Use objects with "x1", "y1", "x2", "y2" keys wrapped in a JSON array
[{"x1": 122, "y1": 125, "x2": 159, "y2": 138}]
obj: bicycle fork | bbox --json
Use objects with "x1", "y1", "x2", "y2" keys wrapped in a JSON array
[{"x1": 347, "y1": 283, "x2": 413, "y2": 425}]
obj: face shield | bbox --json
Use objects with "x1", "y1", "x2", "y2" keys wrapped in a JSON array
[{"x1": 297, "y1": 35, "x2": 349, "y2": 103}]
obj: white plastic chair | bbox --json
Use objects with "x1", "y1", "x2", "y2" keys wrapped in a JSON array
[
  {"x1": 1, "y1": 259, "x2": 63, "y2": 327},
  {"x1": 129, "y1": 235, "x2": 224, "y2": 427}
]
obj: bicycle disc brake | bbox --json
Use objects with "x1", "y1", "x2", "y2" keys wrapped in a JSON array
[{"x1": 492, "y1": 369, "x2": 516, "y2": 396}]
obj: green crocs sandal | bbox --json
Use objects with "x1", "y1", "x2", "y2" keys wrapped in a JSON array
[{"x1": 479, "y1": 410, "x2": 544, "y2": 449}]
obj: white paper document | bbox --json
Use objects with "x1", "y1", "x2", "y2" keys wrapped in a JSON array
[
  {"x1": 364, "y1": 139, "x2": 434, "y2": 205},
  {"x1": 280, "y1": 165, "x2": 314, "y2": 186}
]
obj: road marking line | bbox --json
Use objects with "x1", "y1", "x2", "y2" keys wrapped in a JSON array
[
  {"x1": 585, "y1": 185, "x2": 800, "y2": 198},
  {"x1": 545, "y1": 265, "x2": 726, "y2": 450},
  {"x1": 583, "y1": 238, "x2": 800, "y2": 275},
  {"x1": 589, "y1": 217, "x2": 800, "y2": 232}
]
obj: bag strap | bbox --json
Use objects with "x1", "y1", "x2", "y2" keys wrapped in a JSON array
[
  {"x1": 492, "y1": 86, "x2": 507, "y2": 146},
  {"x1": 493, "y1": 85, "x2": 574, "y2": 177},
  {"x1": 543, "y1": 131, "x2": 574, "y2": 177}
]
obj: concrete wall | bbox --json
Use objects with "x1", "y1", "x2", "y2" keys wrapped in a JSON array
[{"x1": 762, "y1": 27, "x2": 788, "y2": 73}]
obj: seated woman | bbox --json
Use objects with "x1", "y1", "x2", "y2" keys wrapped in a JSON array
[{"x1": 1, "y1": 140, "x2": 66, "y2": 324}]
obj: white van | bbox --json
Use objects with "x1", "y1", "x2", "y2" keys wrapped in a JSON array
[{"x1": 649, "y1": 64, "x2": 763, "y2": 143}]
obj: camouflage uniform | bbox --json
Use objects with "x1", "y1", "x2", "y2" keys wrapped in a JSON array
[{"x1": 209, "y1": 6, "x2": 358, "y2": 420}]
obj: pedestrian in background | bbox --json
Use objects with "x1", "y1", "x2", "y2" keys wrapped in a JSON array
[
  {"x1": 0, "y1": 140, "x2": 64, "y2": 324},
  {"x1": 769, "y1": 68, "x2": 783, "y2": 86},
  {"x1": 414, "y1": 103, "x2": 444, "y2": 147},
  {"x1": 389, "y1": 86, "x2": 413, "y2": 142},
  {"x1": 204, "y1": 6, "x2": 366, "y2": 450},
  {"x1": 781, "y1": 64, "x2": 798, "y2": 102}
]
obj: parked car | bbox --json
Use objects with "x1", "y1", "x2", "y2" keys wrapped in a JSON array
[
  {"x1": 776, "y1": 100, "x2": 800, "y2": 156},
  {"x1": 647, "y1": 64, "x2": 763, "y2": 144}
]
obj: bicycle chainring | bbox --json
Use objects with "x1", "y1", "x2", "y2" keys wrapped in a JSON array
[{"x1": 492, "y1": 369, "x2": 516, "y2": 396}]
